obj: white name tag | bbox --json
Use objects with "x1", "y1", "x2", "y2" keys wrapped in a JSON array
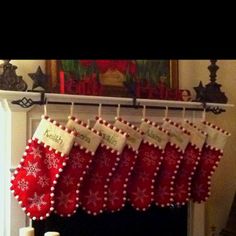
[
  {"x1": 94, "y1": 119, "x2": 126, "y2": 154},
  {"x1": 182, "y1": 120, "x2": 206, "y2": 150},
  {"x1": 162, "y1": 119, "x2": 190, "y2": 151},
  {"x1": 114, "y1": 119, "x2": 143, "y2": 151},
  {"x1": 196, "y1": 121, "x2": 229, "y2": 150},
  {"x1": 140, "y1": 121, "x2": 169, "y2": 150},
  {"x1": 33, "y1": 118, "x2": 75, "y2": 155},
  {"x1": 66, "y1": 119, "x2": 102, "y2": 154}
]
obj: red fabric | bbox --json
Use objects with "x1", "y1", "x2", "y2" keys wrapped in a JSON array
[
  {"x1": 191, "y1": 144, "x2": 222, "y2": 202},
  {"x1": 106, "y1": 146, "x2": 137, "y2": 212},
  {"x1": 10, "y1": 138, "x2": 68, "y2": 220},
  {"x1": 173, "y1": 144, "x2": 200, "y2": 205},
  {"x1": 54, "y1": 145, "x2": 94, "y2": 216},
  {"x1": 79, "y1": 146, "x2": 120, "y2": 215},
  {"x1": 154, "y1": 142, "x2": 183, "y2": 207},
  {"x1": 127, "y1": 142, "x2": 163, "y2": 210}
]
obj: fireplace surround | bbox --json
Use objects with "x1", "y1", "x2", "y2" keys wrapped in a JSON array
[{"x1": 0, "y1": 91, "x2": 214, "y2": 236}]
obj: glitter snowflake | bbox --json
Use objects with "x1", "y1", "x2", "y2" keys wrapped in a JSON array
[
  {"x1": 120, "y1": 153, "x2": 132, "y2": 167},
  {"x1": 84, "y1": 190, "x2": 102, "y2": 207},
  {"x1": 108, "y1": 190, "x2": 119, "y2": 206},
  {"x1": 132, "y1": 187, "x2": 148, "y2": 203},
  {"x1": 28, "y1": 192, "x2": 47, "y2": 211},
  {"x1": 29, "y1": 146, "x2": 42, "y2": 159},
  {"x1": 185, "y1": 149, "x2": 198, "y2": 166},
  {"x1": 71, "y1": 153, "x2": 86, "y2": 169},
  {"x1": 138, "y1": 171, "x2": 150, "y2": 182},
  {"x1": 113, "y1": 174, "x2": 123, "y2": 184},
  {"x1": 99, "y1": 152, "x2": 111, "y2": 168},
  {"x1": 156, "y1": 185, "x2": 169, "y2": 201},
  {"x1": 90, "y1": 173, "x2": 103, "y2": 184},
  {"x1": 37, "y1": 175, "x2": 50, "y2": 188},
  {"x1": 24, "y1": 161, "x2": 41, "y2": 178},
  {"x1": 44, "y1": 153, "x2": 59, "y2": 169},
  {"x1": 17, "y1": 178, "x2": 29, "y2": 191},
  {"x1": 56, "y1": 191, "x2": 73, "y2": 208},
  {"x1": 61, "y1": 175, "x2": 75, "y2": 186},
  {"x1": 175, "y1": 184, "x2": 187, "y2": 199}
]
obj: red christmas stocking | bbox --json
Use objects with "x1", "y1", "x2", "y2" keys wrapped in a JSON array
[
  {"x1": 127, "y1": 118, "x2": 169, "y2": 211},
  {"x1": 106, "y1": 117, "x2": 143, "y2": 212},
  {"x1": 79, "y1": 117, "x2": 127, "y2": 215},
  {"x1": 191, "y1": 121, "x2": 230, "y2": 203},
  {"x1": 54, "y1": 117, "x2": 102, "y2": 217},
  {"x1": 154, "y1": 118, "x2": 190, "y2": 207},
  {"x1": 10, "y1": 115, "x2": 75, "y2": 220},
  {"x1": 173, "y1": 119, "x2": 207, "y2": 206}
]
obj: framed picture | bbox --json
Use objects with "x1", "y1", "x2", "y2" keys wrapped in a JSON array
[{"x1": 45, "y1": 60, "x2": 179, "y2": 99}]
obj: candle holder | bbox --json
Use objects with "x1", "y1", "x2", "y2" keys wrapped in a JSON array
[{"x1": 194, "y1": 60, "x2": 228, "y2": 104}]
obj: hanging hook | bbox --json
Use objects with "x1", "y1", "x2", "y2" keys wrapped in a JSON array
[
  {"x1": 164, "y1": 106, "x2": 169, "y2": 118},
  {"x1": 142, "y1": 105, "x2": 146, "y2": 119},
  {"x1": 98, "y1": 103, "x2": 102, "y2": 117},
  {"x1": 43, "y1": 100, "x2": 48, "y2": 116},
  {"x1": 70, "y1": 102, "x2": 74, "y2": 117},
  {"x1": 202, "y1": 107, "x2": 206, "y2": 121},
  {"x1": 182, "y1": 107, "x2": 186, "y2": 121},
  {"x1": 117, "y1": 104, "x2": 121, "y2": 118}
]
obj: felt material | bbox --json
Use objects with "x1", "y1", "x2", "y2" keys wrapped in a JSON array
[{"x1": 10, "y1": 116, "x2": 75, "y2": 220}]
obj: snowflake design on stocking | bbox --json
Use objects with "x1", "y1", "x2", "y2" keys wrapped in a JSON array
[
  {"x1": 138, "y1": 171, "x2": 150, "y2": 182},
  {"x1": 71, "y1": 152, "x2": 86, "y2": 169},
  {"x1": 132, "y1": 187, "x2": 148, "y2": 203},
  {"x1": 56, "y1": 191, "x2": 73, "y2": 208},
  {"x1": 85, "y1": 190, "x2": 102, "y2": 207},
  {"x1": 192, "y1": 183, "x2": 206, "y2": 199},
  {"x1": 108, "y1": 190, "x2": 119, "y2": 206},
  {"x1": 44, "y1": 153, "x2": 59, "y2": 169},
  {"x1": 112, "y1": 174, "x2": 123, "y2": 184},
  {"x1": 120, "y1": 153, "x2": 132, "y2": 167},
  {"x1": 37, "y1": 175, "x2": 50, "y2": 188},
  {"x1": 90, "y1": 173, "x2": 103, "y2": 184},
  {"x1": 61, "y1": 176, "x2": 75, "y2": 186},
  {"x1": 99, "y1": 152, "x2": 111, "y2": 168},
  {"x1": 23, "y1": 161, "x2": 41, "y2": 178},
  {"x1": 175, "y1": 184, "x2": 188, "y2": 199},
  {"x1": 156, "y1": 185, "x2": 170, "y2": 202},
  {"x1": 29, "y1": 146, "x2": 42, "y2": 159},
  {"x1": 185, "y1": 149, "x2": 198, "y2": 166},
  {"x1": 28, "y1": 192, "x2": 47, "y2": 211},
  {"x1": 143, "y1": 150, "x2": 157, "y2": 166},
  {"x1": 17, "y1": 178, "x2": 29, "y2": 191}
]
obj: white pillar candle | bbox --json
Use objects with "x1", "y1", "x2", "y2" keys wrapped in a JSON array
[
  {"x1": 19, "y1": 227, "x2": 35, "y2": 236},
  {"x1": 44, "y1": 232, "x2": 60, "y2": 236}
]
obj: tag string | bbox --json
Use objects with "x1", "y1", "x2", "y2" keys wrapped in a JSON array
[
  {"x1": 70, "y1": 102, "x2": 74, "y2": 117},
  {"x1": 142, "y1": 105, "x2": 146, "y2": 119},
  {"x1": 117, "y1": 104, "x2": 121, "y2": 117},
  {"x1": 98, "y1": 104, "x2": 102, "y2": 117}
]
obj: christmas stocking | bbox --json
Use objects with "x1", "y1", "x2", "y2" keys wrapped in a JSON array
[
  {"x1": 54, "y1": 116, "x2": 102, "y2": 217},
  {"x1": 10, "y1": 115, "x2": 75, "y2": 220},
  {"x1": 173, "y1": 119, "x2": 207, "y2": 206},
  {"x1": 106, "y1": 117, "x2": 143, "y2": 212},
  {"x1": 191, "y1": 121, "x2": 230, "y2": 203},
  {"x1": 154, "y1": 118, "x2": 190, "y2": 207},
  {"x1": 127, "y1": 118, "x2": 169, "y2": 211},
  {"x1": 79, "y1": 117, "x2": 127, "y2": 215}
]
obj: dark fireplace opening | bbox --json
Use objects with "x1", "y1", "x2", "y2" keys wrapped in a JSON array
[{"x1": 33, "y1": 204, "x2": 187, "y2": 236}]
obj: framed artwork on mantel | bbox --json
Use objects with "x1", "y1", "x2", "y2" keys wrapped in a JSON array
[{"x1": 45, "y1": 60, "x2": 184, "y2": 100}]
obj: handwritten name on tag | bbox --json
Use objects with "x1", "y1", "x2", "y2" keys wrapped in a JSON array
[
  {"x1": 162, "y1": 121, "x2": 190, "y2": 151},
  {"x1": 33, "y1": 118, "x2": 75, "y2": 155},
  {"x1": 114, "y1": 119, "x2": 143, "y2": 151},
  {"x1": 66, "y1": 119, "x2": 102, "y2": 153},
  {"x1": 140, "y1": 121, "x2": 169, "y2": 150},
  {"x1": 94, "y1": 120, "x2": 126, "y2": 153},
  {"x1": 182, "y1": 120, "x2": 206, "y2": 150}
]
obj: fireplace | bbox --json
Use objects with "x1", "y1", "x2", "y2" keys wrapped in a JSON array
[
  {"x1": 0, "y1": 91, "x2": 206, "y2": 236},
  {"x1": 33, "y1": 204, "x2": 187, "y2": 236}
]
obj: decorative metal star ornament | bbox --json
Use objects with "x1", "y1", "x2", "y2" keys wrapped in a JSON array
[
  {"x1": 28, "y1": 66, "x2": 49, "y2": 92},
  {"x1": 193, "y1": 81, "x2": 206, "y2": 102}
]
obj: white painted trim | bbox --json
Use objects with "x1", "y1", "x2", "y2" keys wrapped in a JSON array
[{"x1": 0, "y1": 93, "x2": 208, "y2": 236}]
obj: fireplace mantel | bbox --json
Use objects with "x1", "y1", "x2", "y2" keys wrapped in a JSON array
[{"x1": 2, "y1": 90, "x2": 232, "y2": 236}]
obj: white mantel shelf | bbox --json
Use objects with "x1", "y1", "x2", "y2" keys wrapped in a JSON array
[{"x1": 0, "y1": 90, "x2": 234, "y2": 112}]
